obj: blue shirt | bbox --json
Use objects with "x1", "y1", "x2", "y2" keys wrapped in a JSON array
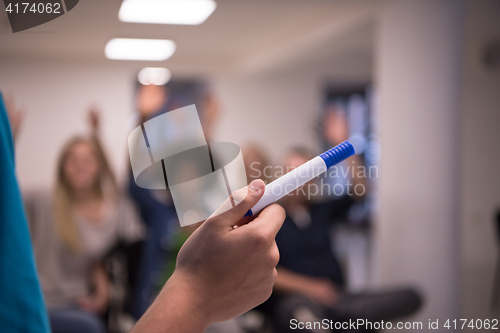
[{"x1": 0, "y1": 93, "x2": 50, "y2": 333}]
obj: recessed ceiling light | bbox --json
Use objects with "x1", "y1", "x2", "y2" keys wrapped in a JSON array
[
  {"x1": 119, "y1": 0, "x2": 217, "y2": 25},
  {"x1": 138, "y1": 67, "x2": 172, "y2": 85},
  {"x1": 105, "y1": 38, "x2": 176, "y2": 61}
]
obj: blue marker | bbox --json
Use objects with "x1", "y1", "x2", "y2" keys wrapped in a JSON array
[{"x1": 245, "y1": 141, "x2": 355, "y2": 217}]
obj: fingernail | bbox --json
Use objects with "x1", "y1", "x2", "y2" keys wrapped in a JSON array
[{"x1": 248, "y1": 179, "x2": 264, "y2": 194}]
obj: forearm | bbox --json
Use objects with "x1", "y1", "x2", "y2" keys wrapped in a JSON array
[
  {"x1": 88, "y1": 112, "x2": 117, "y2": 190},
  {"x1": 131, "y1": 272, "x2": 210, "y2": 333},
  {"x1": 92, "y1": 263, "x2": 109, "y2": 301},
  {"x1": 130, "y1": 180, "x2": 285, "y2": 332},
  {"x1": 77, "y1": 262, "x2": 110, "y2": 313},
  {"x1": 274, "y1": 267, "x2": 316, "y2": 295},
  {"x1": 275, "y1": 267, "x2": 339, "y2": 306}
]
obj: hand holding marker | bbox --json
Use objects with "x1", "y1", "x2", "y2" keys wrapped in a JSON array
[{"x1": 244, "y1": 141, "x2": 355, "y2": 217}]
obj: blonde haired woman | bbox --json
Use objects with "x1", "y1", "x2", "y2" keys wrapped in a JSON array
[{"x1": 23, "y1": 111, "x2": 144, "y2": 333}]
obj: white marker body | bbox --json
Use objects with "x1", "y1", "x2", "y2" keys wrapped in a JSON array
[{"x1": 249, "y1": 156, "x2": 327, "y2": 215}]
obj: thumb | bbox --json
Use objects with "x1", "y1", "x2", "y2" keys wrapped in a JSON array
[{"x1": 208, "y1": 179, "x2": 265, "y2": 227}]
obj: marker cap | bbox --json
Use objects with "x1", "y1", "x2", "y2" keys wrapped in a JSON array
[{"x1": 319, "y1": 141, "x2": 355, "y2": 169}]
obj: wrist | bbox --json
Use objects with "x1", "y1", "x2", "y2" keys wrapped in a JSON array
[
  {"x1": 164, "y1": 272, "x2": 211, "y2": 326},
  {"x1": 132, "y1": 272, "x2": 211, "y2": 333}
]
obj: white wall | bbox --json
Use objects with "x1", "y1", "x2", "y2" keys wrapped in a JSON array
[
  {"x1": 213, "y1": 72, "x2": 320, "y2": 163},
  {"x1": 0, "y1": 60, "x2": 136, "y2": 190},
  {"x1": 375, "y1": 0, "x2": 463, "y2": 326},
  {"x1": 375, "y1": 0, "x2": 500, "y2": 327},
  {"x1": 460, "y1": 0, "x2": 500, "y2": 322}
]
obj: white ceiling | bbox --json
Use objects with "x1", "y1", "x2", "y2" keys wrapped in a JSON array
[{"x1": 0, "y1": 0, "x2": 378, "y2": 76}]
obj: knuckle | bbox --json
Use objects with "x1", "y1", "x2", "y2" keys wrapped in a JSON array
[
  {"x1": 255, "y1": 233, "x2": 268, "y2": 248},
  {"x1": 258, "y1": 230, "x2": 273, "y2": 247},
  {"x1": 249, "y1": 230, "x2": 270, "y2": 250},
  {"x1": 272, "y1": 268, "x2": 278, "y2": 283},
  {"x1": 269, "y1": 246, "x2": 280, "y2": 267}
]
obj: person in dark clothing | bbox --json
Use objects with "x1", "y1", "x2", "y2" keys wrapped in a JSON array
[
  {"x1": 260, "y1": 148, "x2": 422, "y2": 333},
  {"x1": 277, "y1": 195, "x2": 355, "y2": 287},
  {"x1": 128, "y1": 82, "x2": 220, "y2": 318}
]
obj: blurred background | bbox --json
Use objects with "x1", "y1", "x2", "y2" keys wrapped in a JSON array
[{"x1": 1, "y1": 0, "x2": 499, "y2": 332}]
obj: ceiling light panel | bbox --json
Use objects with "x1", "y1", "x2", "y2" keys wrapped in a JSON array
[
  {"x1": 119, "y1": 0, "x2": 217, "y2": 25},
  {"x1": 105, "y1": 38, "x2": 176, "y2": 61},
  {"x1": 138, "y1": 67, "x2": 172, "y2": 85}
]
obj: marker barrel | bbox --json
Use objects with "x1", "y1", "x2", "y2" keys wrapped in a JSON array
[{"x1": 245, "y1": 141, "x2": 355, "y2": 217}]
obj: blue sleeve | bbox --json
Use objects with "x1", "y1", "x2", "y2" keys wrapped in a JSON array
[{"x1": 0, "y1": 93, "x2": 51, "y2": 333}]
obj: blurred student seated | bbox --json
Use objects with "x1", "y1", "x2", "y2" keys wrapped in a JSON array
[
  {"x1": 15, "y1": 109, "x2": 145, "y2": 333},
  {"x1": 127, "y1": 82, "x2": 219, "y2": 319},
  {"x1": 257, "y1": 147, "x2": 422, "y2": 333}
]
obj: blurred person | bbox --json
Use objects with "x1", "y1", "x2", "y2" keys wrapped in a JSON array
[
  {"x1": 261, "y1": 148, "x2": 421, "y2": 332},
  {"x1": 17, "y1": 107, "x2": 145, "y2": 333},
  {"x1": 0, "y1": 92, "x2": 285, "y2": 333},
  {"x1": 322, "y1": 104, "x2": 366, "y2": 201},
  {"x1": 128, "y1": 81, "x2": 220, "y2": 318},
  {"x1": 131, "y1": 83, "x2": 248, "y2": 333},
  {"x1": 0, "y1": 92, "x2": 50, "y2": 333},
  {"x1": 133, "y1": 81, "x2": 218, "y2": 134},
  {"x1": 127, "y1": 83, "x2": 178, "y2": 318},
  {"x1": 323, "y1": 104, "x2": 348, "y2": 148}
]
